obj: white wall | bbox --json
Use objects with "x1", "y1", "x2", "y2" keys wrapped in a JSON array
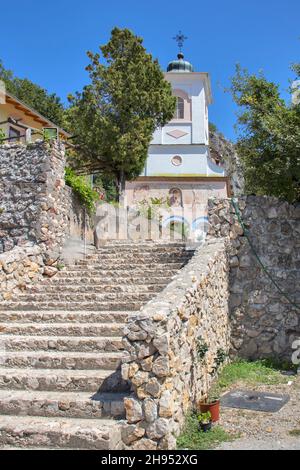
[
  {"x1": 145, "y1": 145, "x2": 213, "y2": 176},
  {"x1": 150, "y1": 73, "x2": 210, "y2": 147},
  {"x1": 142, "y1": 72, "x2": 220, "y2": 178}
]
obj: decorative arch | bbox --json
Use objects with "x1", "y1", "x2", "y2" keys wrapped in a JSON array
[
  {"x1": 163, "y1": 215, "x2": 190, "y2": 241},
  {"x1": 191, "y1": 216, "x2": 209, "y2": 243},
  {"x1": 163, "y1": 215, "x2": 189, "y2": 227},
  {"x1": 172, "y1": 88, "x2": 192, "y2": 121},
  {"x1": 191, "y1": 216, "x2": 209, "y2": 231}
]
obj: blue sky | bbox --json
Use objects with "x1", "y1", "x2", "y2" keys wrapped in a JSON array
[{"x1": 0, "y1": 0, "x2": 299, "y2": 140}]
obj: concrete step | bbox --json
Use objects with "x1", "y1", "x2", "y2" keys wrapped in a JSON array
[
  {"x1": 0, "y1": 322, "x2": 125, "y2": 337},
  {"x1": 0, "y1": 368, "x2": 128, "y2": 392},
  {"x1": 47, "y1": 276, "x2": 172, "y2": 285},
  {"x1": 0, "y1": 390, "x2": 127, "y2": 419},
  {"x1": 0, "y1": 415, "x2": 123, "y2": 449},
  {"x1": 16, "y1": 292, "x2": 154, "y2": 302},
  {"x1": 0, "y1": 351, "x2": 126, "y2": 370},
  {"x1": 66, "y1": 261, "x2": 187, "y2": 270},
  {"x1": 0, "y1": 335, "x2": 124, "y2": 353},
  {"x1": 0, "y1": 310, "x2": 130, "y2": 324},
  {"x1": 0, "y1": 301, "x2": 143, "y2": 311},
  {"x1": 28, "y1": 283, "x2": 166, "y2": 294},
  {"x1": 78, "y1": 253, "x2": 192, "y2": 262},
  {"x1": 95, "y1": 242, "x2": 187, "y2": 249},
  {"x1": 53, "y1": 269, "x2": 178, "y2": 278}
]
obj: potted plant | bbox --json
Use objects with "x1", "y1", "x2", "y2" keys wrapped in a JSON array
[
  {"x1": 198, "y1": 392, "x2": 220, "y2": 422},
  {"x1": 197, "y1": 411, "x2": 212, "y2": 432}
]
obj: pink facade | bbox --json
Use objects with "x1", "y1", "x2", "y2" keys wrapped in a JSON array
[
  {"x1": 126, "y1": 178, "x2": 228, "y2": 208},
  {"x1": 125, "y1": 178, "x2": 229, "y2": 241}
]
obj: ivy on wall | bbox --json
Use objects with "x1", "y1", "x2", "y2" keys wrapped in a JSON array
[{"x1": 64, "y1": 167, "x2": 99, "y2": 214}]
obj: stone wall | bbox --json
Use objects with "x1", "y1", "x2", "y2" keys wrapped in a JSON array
[
  {"x1": 0, "y1": 141, "x2": 67, "y2": 257},
  {"x1": 0, "y1": 141, "x2": 95, "y2": 298},
  {"x1": 121, "y1": 239, "x2": 230, "y2": 449},
  {"x1": 208, "y1": 196, "x2": 300, "y2": 360},
  {"x1": 0, "y1": 244, "x2": 45, "y2": 301},
  {"x1": 209, "y1": 129, "x2": 244, "y2": 196}
]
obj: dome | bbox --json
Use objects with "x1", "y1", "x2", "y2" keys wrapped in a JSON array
[{"x1": 167, "y1": 53, "x2": 194, "y2": 73}]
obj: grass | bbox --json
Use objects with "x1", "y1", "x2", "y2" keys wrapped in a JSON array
[
  {"x1": 177, "y1": 413, "x2": 236, "y2": 450},
  {"x1": 289, "y1": 429, "x2": 300, "y2": 437},
  {"x1": 209, "y1": 358, "x2": 293, "y2": 399},
  {"x1": 177, "y1": 358, "x2": 295, "y2": 450}
]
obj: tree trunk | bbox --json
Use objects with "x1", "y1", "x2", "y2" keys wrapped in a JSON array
[{"x1": 117, "y1": 169, "x2": 126, "y2": 206}]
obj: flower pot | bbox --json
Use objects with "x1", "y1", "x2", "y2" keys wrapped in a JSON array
[
  {"x1": 198, "y1": 421, "x2": 212, "y2": 433},
  {"x1": 199, "y1": 400, "x2": 220, "y2": 422}
]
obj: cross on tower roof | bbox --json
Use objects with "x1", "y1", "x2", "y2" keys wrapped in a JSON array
[{"x1": 173, "y1": 31, "x2": 188, "y2": 53}]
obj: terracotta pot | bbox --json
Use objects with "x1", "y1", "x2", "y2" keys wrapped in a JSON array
[{"x1": 199, "y1": 400, "x2": 220, "y2": 422}]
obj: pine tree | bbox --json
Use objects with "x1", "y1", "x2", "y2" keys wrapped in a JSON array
[{"x1": 67, "y1": 28, "x2": 176, "y2": 200}]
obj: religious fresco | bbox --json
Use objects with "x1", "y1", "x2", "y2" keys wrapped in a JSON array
[
  {"x1": 169, "y1": 188, "x2": 183, "y2": 207},
  {"x1": 132, "y1": 185, "x2": 150, "y2": 202}
]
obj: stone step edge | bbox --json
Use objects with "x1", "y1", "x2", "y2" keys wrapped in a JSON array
[
  {"x1": 0, "y1": 334, "x2": 124, "y2": 340},
  {"x1": 0, "y1": 351, "x2": 126, "y2": 359},
  {"x1": 0, "y1": 367, "x2": 118, "y2": 378},
  {"x1": 0, "y1": 389, "x2": 129, "y2": 402},
  {"x1": 0, "y1": 415, "x2": 122, "y2": 449},
  {"x1": 0, "y1": 310, "x2": 132, "y2": 315}
]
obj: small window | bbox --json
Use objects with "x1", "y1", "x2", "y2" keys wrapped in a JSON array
[
  {"x1": 174, "y1": 97, "x2": 184, "y2": 119},
  {"x1": 171, "y1": 155, "x2": 182, "y2": 166},
  {"x1": 9, "y1": 126, "x2": 21, "y2": 141}
]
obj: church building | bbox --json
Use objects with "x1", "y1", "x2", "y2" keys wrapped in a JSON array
[{"x1": 125, "y1": 34, "x2": 230, "y2": 240}]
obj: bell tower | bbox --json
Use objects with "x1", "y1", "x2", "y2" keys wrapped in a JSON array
[{"x1": 125, "y1": 33, "x2": 230, "y2": 240}]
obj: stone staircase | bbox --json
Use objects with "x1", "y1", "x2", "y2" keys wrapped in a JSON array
[{"x1": 0, "y1": 241, "x2": 194, "y2": 449}]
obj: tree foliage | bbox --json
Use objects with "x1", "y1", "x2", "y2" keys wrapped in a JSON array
[
  {"x1": 230, "y1": 64, "x2": 300, "y2": 202},
  {"x1": 0, "y1": 60, "x2": 65, "y2": 127},
  {"x1": 67, "y1": 28, "x2": 176, "y2": 199}
]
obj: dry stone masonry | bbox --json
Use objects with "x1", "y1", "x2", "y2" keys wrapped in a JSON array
[
  {"x1": 121, "y1": 239, "x2": 230, "y2": 449},
  {"x1": 208, "y1": 196, "x2": 300, "y2": 360},
  {"x1": 0, "y1": 245, "x2": 44, "y2": 302},
  {"x1": 0, "y1": 142, "x2": 94, "y2": 300},
  {"x1": 0, "y1": 141, "x2": 67, "y2": 254}
]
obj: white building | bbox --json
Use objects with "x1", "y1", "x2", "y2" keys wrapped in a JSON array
[{"x1": 125, "y1": 51, "x2": 230, "y2": 239}]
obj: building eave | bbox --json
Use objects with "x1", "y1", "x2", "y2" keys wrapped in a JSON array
[{"x1": 3, "y1": 91, "x2": 70, "y2": 138}]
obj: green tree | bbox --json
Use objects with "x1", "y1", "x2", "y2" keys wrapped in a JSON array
[
  {"x1": 292, "y1": 62, "x2": 300, "y2": 77},
  {"x1": 67, "y1": 28, "x2": 176, "y2": 201},
  {"x1": 230, "y1": 64, "x2": 300, "y2": 202},
  {"x1": 0, "y1": 60, "x2": 65, "y2": 127}
]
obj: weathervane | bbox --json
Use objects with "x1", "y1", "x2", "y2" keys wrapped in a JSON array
[{"x1": 173, "y1": 30, "x2": 188, "y2": 53}]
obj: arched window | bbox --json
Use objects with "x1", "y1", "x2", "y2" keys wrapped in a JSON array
[{"x1": 174, "y1": 97, "x2": 184, "y2": 119}]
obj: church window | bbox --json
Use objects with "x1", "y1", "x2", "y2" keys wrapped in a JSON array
[{"x1": 174, "y1": 97, "x2": 184, "y2": 119}]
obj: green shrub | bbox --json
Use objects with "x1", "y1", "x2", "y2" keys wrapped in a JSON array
[
  {"x1": 177, "y1": 413, "x2": 235, "y2": 450},
  {"x1": 0, "y1": 128, "x2": 6, "y2": 143},
  {"x1": 64, "y1": 167, "x2": 99, "y2": 214}
]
